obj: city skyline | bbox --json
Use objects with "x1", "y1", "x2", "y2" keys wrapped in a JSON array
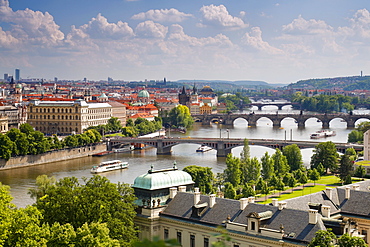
[{"x1": 1, "y1": 0, "x2": 370, "y2": 84}]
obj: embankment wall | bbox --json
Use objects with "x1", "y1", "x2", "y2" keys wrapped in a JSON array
[{"x1": 0, "y1": 142, "x2": 106, "y2": 170}]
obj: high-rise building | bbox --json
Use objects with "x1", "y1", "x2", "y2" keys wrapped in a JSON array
[
  {"x1": 4, "y1": 74, "x2": 9, "y2": 81},
  {"x1": 15, "y1": 69, "x2": 20, "y2": 81}
]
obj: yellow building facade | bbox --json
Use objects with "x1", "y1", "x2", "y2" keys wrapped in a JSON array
[{"x1": 27, "y1": 99, "x2": 112, "y2": 135}]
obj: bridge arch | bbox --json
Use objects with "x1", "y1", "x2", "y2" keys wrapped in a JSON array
[{"x1": 353, "y1": 117, "x2": 370, "y2": 128}]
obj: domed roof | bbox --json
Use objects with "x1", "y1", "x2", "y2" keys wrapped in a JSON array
[
  {"x1": 200, "y1": 86, "x2": 214, "y2": 93},
  {"x1": 98, "y1": 93, "x2": 108, "y2": 98},
  {"x1": 16, "y1": 84, "x2": 22, "y2": 89},
  {"x1": 138, "y1": 89, "x2": 150, "y2": 98},
  {"x1": 133, "y1": 165, "x2": 194, "y2": 190}
]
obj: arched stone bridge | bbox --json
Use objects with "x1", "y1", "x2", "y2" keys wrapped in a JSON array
[
  {"x1": 108, "y1": 137, "x2": 362, "y2": 157},
  {"x1": 244, "y1": 102, "x2": 299, "y2": 110},
  {"x1": 192, "y1": 113, "x2": 370, "y2": 128}
]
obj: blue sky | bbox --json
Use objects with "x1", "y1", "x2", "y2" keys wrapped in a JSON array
[{"x1": 1, "y1": 0, "x2": 370, "y2": 83}]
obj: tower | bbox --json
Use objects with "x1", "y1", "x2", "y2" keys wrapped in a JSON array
[
  {"x1": 15, "y1": 69, "x2": 20, "y2": 81},
  {"x1": 178, "y1": 86, "x2": 190, "y2": 106}
]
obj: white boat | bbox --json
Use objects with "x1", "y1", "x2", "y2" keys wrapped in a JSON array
[
  {"x1": 196, "y1": 145, "x2": 213, "y2": 152},
  {"x1": 310, "y1": 130, "x2": 336, "y2": 139},
  {"x1": 114, "y1": 145, "x2": 134, "y2": 153},
  {"x1": 91, "y1": 160, "x2": 129, "y2": 173}
]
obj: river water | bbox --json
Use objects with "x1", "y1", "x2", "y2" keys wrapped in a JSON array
[{"x1": 1, "y1": 106, "x2": 369, "y2": 208}]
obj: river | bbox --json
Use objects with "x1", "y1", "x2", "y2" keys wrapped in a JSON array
[{"x1": 1, "y1": 106, "x2": 369, "y2": 208}]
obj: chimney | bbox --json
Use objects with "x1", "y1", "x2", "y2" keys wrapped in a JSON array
[
  {"x1": 178, "y1": 186, "x2": 186, "y2": 192},
  {"x1": 321, "y1": 205, "x2": 331, "y2": 218},
  {"x1": 278, "y1": 201, "x2": 287, "y2": 210},
  {"x1": 352, "y1": 184, "x2": 360, "y2": 191},
  {"x1": 309, "y1": 209, "x2": 318, "y2": 224},
  {"x1": 194, "y1": 188, "x2": 200, "y2": 205},
  {"x1": 248, "y1": 196, "x2": 255, "y2": 203},
  {"x1": 209, "y1": 194, "x2": 216, "y2": 208},
  {"x1": 272, "y1": 198, "x2": 278, "y2": 207},
  {"x1": 240, "y1": 198, "x2": 248, "y2": 210},
  {"x1": 345, "y1": 187, "x2": 350, "y2": 199},
  {"x1": 325, "y1": 188, "x2": 333, "y2": 200},
  {"x1": 169, "y1": 187, "x2": 177, "y2": 199}
]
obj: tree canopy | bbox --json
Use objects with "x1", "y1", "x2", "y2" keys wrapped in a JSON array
[
  {"x1": 31, "y1": 175, "x2": 138, "y2": 246},
  {"x1": 311, "y1": 141, "x2": 339, "y2": 174}
]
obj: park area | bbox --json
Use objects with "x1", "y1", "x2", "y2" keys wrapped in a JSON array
[{"x1": 256, "y1": 175, "x2": 366, "y2": 204}]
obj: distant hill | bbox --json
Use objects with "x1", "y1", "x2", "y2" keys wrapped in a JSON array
[
  {"x1": 286, "y1": 75, "x2": 370, "y2": 90},
  {"x1": 176, "y1": 79, "x2": 286, "y2": 91}
]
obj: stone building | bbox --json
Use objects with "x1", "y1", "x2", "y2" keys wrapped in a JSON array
[
  {"x1": 26, "y1": 99, "x2": 112, "y2": 135},
  {"x1": 364, "y1": 129, "x2": 370, "y2": 161},
  {"x1": 134, "y1": 170, "x2": 369, "y2": 247}
]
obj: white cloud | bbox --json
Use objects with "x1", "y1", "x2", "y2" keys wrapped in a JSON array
[
  {"x1": 131, "y1": 8, "x2": 193, "y2": 22},
  {"x1": 282, "y1": 15, "x2": 333, "y2": 35},
  {"x1": 339, "y1": 9, "x2": 370, "y2": 39},
  {"x1": 199, "y1": 4, "x2": 248, "y2": 30},
  {"x1": 79, "y1": 14, "x2": 134, "y2": 39},
  {"x1": 135, "y1": 21, "x2": 168, "y2": 39},
  {"x1": 0, "y1": 0, "x2": 64, "y2": 48},
  {"x1": 0, "y1": 27, "x2": 19, "y2": 48},
  {"x1": 242, "y1": 27, "x2": 283, "y2": 55}
]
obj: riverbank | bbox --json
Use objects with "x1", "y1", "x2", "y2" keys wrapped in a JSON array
[{"x1": 0, "y1": 142, "x2": 106, "y2": 171}]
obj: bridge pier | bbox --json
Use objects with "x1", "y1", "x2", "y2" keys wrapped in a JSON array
[
  {"x1": 297, "y1": 120, "x2": 305, "y2": 128},
  {"x1": 347, "y1": 119, "x2": 356, "y2": 128},
  {"x1": 272, "y1": 119, "x2": 281, "y2": 127},
  {"x1": 106, "y1": 141, "x2": 112, "y2": 151},
  {"x1": 216, "y1": 141, "x2": 232, "y2": 157},
  {"x1": 156, "y1": 140, "x2": 172, "y2": 155},
  {"x1": 322, "y1": 121, "x2": 330, "y2": 129}
]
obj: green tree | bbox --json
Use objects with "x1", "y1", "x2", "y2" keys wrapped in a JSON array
[
  {"x1": 272, "y1": 149, "x2": 289, "y2": 176},
  {"x1": 309, "y1": 168, "x2": 320, "y2": 186},
  {"x1": 33, "y1": 175, "x2": 138, "y2": 246},
  {"x1": 64, "y1": 135, "x2": 79, "y2": 148},
  {"x1": 121, "y1": 126, "x2": 138, "y2": 137},
  {"x1": 19, "y1": 123, "x2": 35, "y2": 135},
  {"x1": 354, "y1": 165, "x2": 366, "y2": 178},
  {"x1": 183, "y1": 165, "x2": 214, "y2": 194},
  {"x1": 6, "y1": 128, "x2": 29, "y2": 156},
  {"x1": 106, "y1": 117, "x2": 122, "y2": 132},
  {"x1": 339, "y1": 154, "x2": 353, "y2": 185},
  {"x1": 308, "y1": 229, "x2": 336, "y2": 247},
  {"x1": 224, "y1": 154, "x2": 241, "y2": 187},
  {"x1": 240, "y1": 139, "x2": 251, "y2": 184},
  {"x1": 241, "y1": 184, "x2": 255, "y2": 198},
  {"x1": 167, "y1": 105, "x2": 193, "y2": 128},
  {"x1": 261, "y1": 152, "x2": 274, "y2": 180},
  {"x1": 299, "y1": 172, "x2": 308, "y2": 189},
  {"x1": 337, "y1": 233, "x2": 367, "y2": 247},
  {"x1": 311, "y1": 141, "x2": 339, "y2": 174},
  {"x1": 223, "y1": 182, "x2": 236, "y2": 199},
  {"x1": 276, "y1": 179, "x2": 285, "y2": 196},
  {"x1": 282, "y1": 144, "x2": 303, "y2": 172},
  {"x1": 0, "y1": 134, "x2": 15, "y2": 160},
  {"x1": 348, "y1": 130, "x2": 363, "y2": 143},
  {"x1": 245, "y1": 157, "x2": 261, "y2": 182}
]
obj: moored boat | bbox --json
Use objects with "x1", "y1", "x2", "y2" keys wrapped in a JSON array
[
  {"x1": 310, "y1": 130, "x2": 336, "y2": 139},
  {"x1": 196, "y1": 145, "x2": 213, "y2": 152},
  {"x1": 91, "y1": 160, "x2": 129, "y2": 173}
]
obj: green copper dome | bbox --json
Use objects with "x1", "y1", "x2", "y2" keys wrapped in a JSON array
[
  {"x1": 138, "y1": 89, "x2": 150, "y2": 98},
  {"x1": 133, "y1": 166, "x2": 194, "y2": 190}
]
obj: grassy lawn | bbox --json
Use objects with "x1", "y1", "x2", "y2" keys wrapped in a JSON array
[
  {"x1": 256, "y1": 175, "x2": 366, "y2": 204},
  {"x1": 257, "y1": 185, "x2": 329, "y2": 204}
]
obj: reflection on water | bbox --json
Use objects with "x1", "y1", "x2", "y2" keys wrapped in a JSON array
[{"x1": 1, "y1": 106, "x2": 368, "y2": 208}]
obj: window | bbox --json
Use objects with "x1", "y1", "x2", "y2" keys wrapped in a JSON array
[
  {"x1": 204, "y1": 237, "x2": 209, "y2": 247},
  {"x1": 177, "y1": 232, "x2": 182, "y2": 245},
  {"x1": 251, "y1": 221, "x2": 255, "y2": 231},
  {"x1": 190, "y1": 235, "x2": 195, "y2": 247},
  {"x1": 164, "y1": 229, "x2": 169, "y2": 240},
  {"x1": 362, "y1": 230, "x2": 368, "y2": 243},
  {"x1": 233, "y1": 244, "x2": 240, "y2": 247}
]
